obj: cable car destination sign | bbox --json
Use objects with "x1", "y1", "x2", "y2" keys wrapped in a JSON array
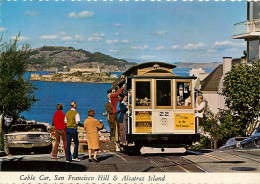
[
  {"x1": 135, "y1": 111, "x2": 152, "y2": 133},
  {"x1": 174, "y1": 113, "x2": 195, "y2": 130}
]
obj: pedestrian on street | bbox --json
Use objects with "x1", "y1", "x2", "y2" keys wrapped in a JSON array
[
  {"x1": 65, "y1": 101, "x2": 81, "y2": 162},
  {"x1": 51, "y1": 103, "x2": 67, "y2": 159},
  {"x1": 84, "y1": 109, "x2": 103, "y2": 163}
]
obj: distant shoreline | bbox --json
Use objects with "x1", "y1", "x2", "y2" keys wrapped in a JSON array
[
  {"x1": 26, "y1": 66, "x2": 218, "y2": 73},
  {"x1": 29, "y1": 72, "x2": 117, "y2": 84},
  {"x1": 26, "y1": 69, "x2": 125, "y2": 73}
]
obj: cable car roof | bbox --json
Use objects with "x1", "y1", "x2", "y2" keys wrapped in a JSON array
[
  {"x1": 109, "y1": 62, "x2": 176, "y2": 91},
  {"x1": 122, "y1": 61, "x2": 176, "y2": 77}
]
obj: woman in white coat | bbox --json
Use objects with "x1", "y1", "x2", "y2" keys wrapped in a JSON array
[{"x1": 195, "y1": 95, "x2": 206, "y2": 133}]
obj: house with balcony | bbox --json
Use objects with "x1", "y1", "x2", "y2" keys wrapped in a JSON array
[
  {"x1": 200, "y1": 2, "x2": 259, "y2": 115},
  {"x1": 232, "y1": 1, "x2": 260, "y2": 62}
]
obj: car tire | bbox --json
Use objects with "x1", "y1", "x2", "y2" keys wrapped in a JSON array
[
  {"x1": 41, "y1": 145, "x2": 53, "y2": 154},
  {"x1": 4, "y1": 146, "x2": 16, "y2": 155},
  {"x1": 240, "y1": 144, "x2": 244, "y2": 149},
  {"x1": 133, "y1": 143, "x2": 142, "y2": 155},
  {"x1": 4, "y1": 145, "x2": 10, "y2": 155},
  {"x1": 254, "y1": 139, "x2": 259, "y2": 148}
]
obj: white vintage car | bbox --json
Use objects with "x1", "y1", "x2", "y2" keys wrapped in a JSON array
[{"x1": 4, "y1": 124, "x2": 52, "y2": 155}]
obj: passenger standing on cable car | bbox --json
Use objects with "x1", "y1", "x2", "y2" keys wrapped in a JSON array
[
  {"x1": 110, "y1": 84, "x2": 125, "y2": 142},
  {"x1": 117, "y1": 95, "x2": 128, "y2": 144},
  {"x1": 124, "y1": 89, "x2": 132, "y2": 145},
  {"x1": 195, "y1": 95, "x2": 206, "y2": 133},
  {"x1": 105, "y1": 93, "x2": 116, "y2": 141},
  {"x1": 110, "y1": 84, "x2": 125, "y2": 114}
]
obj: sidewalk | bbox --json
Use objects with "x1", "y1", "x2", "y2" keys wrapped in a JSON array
[{"x1": 0, "y1": 152, "x2": 123, "y2": 172}]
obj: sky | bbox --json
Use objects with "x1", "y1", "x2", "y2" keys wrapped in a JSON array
[{"x1": 0, "y1": 0, "x2": 247, "y2": 63}]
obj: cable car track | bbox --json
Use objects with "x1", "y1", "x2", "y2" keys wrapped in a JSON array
[{"x1": 144, "y1": 155, "x2": 207, "y2": 172}]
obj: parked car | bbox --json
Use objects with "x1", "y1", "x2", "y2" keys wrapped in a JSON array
[
  {"x1": 240, "y1": 127, "x2": 260, "y2": 149},
  {"x1": 4, "y1": 124, "x2": 52, "y2": 155},
  {"x1": 219, "y1": 137, "x2": 247, "y2": 149}
]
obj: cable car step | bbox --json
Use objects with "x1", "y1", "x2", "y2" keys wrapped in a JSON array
[{"x1": 140, "y1": 147, "x2": 186, "y2": 155}]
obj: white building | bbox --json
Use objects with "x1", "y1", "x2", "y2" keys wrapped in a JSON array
[
  {"x1": 232, "y1": 1, "x2": 260, "y2": 62},
  {"x1": 189, "y1": 68, "x2": 210, "y2": 90},
  {"x1": 200, "y1": 57, "x2": 233, "y2": 114},
  {"x1": 189, "y1": 68, "x2": 209, "y2": 81}
]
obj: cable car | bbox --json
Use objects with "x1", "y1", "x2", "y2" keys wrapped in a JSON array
[{"x1": 109, "y1": 62, "x2": 200, "y2": 154}]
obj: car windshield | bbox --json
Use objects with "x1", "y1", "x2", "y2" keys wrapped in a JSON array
[
  {"x1": 226, "y1": 139, "x2": 234, "y2": 145},
  {"x1": 234, "y1": 138, "x2": 246, "y2": 141},
  {"x1": 10, "y1": 125, "x2": 47, "y2": 133}
]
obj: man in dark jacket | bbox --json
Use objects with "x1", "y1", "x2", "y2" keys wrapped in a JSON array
[{"x1": 105, "y1": 93, "x2": 116, "y2": 141}]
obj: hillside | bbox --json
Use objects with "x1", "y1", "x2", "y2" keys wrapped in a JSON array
[
  {"x1": 175, "y1": 62, "x2": 221, "y2": 68},
  {"x1": 28, "y1": 46, "x2": 134, "y2": 72}
]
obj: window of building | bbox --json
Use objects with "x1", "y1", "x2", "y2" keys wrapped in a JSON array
[
  {"x1": 248, "y1": 2, "x2": 260, "y2": 20},
  {"x1": 155, "y1": 80, "x2": 172, "y2": 108},
  {"x1": 176, "y1": 80, "x2": 192, "y2": 109},
  {"x1": 135, "y1": 80, "x2": 151, "y2": 108},
  {"x1": 248, "y1": 39, "x2": 260, "y2": 62}
]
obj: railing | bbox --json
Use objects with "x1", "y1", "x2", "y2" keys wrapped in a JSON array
[
  {"x1": 78, "y1": 131, "x2": 110, "y2": 141},
  {"x1": 234, "y1": 19, "x2": 260, "y2": 36}
]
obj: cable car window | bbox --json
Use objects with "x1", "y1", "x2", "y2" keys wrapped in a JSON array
[
  {"x1": 135, "y1": 81, "x2": 151, "y2": 107},
  {"x1": 156, "y1": 80, "x2": 171, "y2": 107},
  {"x1": 176, "y1": 81, "x2": 192, "y2": 108}
]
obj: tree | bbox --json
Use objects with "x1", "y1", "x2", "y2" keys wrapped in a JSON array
[
  {"x1": 200, "y1": 103, "x2": 224, "y2": 149},
  {"x1": 217, "y1": 109, "x2": 240, "y2": 137},
  {"x1": 222, "y1": 60, "x2": 260, "y2": 136},
  {"x1": 200, "y1": 102, "x2": 243, "y2": 149},
  {"x1": 0, "y1": 35, "x2": 38, "y2": 150}
]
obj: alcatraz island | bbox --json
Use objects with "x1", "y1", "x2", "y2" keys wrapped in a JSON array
[
  {"x1": 28, "y1": 46, "x2": 133, "y2": 83},
  {"x1": 30, "y1": 69, "x2": 118, "y2": 83}
]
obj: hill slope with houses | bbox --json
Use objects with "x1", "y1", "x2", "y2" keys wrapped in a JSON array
[{"x1": 28, "y1": 46, "x2": 135, "y2": 72}]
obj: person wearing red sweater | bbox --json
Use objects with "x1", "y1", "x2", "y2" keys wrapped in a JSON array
[
  {"x1": 51, "y1": 103, "x2": 67, "y2": 159},
  {"x1": 110, "y1": 85, "x2": 125, "y2": 114},
  {"x1": 110, "y1": 85, "x2": 125, "y2": 144}
]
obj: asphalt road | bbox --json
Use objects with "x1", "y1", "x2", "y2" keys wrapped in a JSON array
[
  {"x1": 0, "y1": 149, "x2": 259, "y2": 173},
  {"x1": 184, "y1": 149, "x2": 260, "y2": 172}
]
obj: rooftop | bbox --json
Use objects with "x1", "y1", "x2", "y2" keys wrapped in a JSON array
[{"x1": 201, "y1": 64, "x2": 223, "y2": 91}]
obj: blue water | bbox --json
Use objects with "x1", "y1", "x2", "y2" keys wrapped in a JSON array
[{"x1": 21, "y1": 68, "x2": 214, "y2": 130}]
